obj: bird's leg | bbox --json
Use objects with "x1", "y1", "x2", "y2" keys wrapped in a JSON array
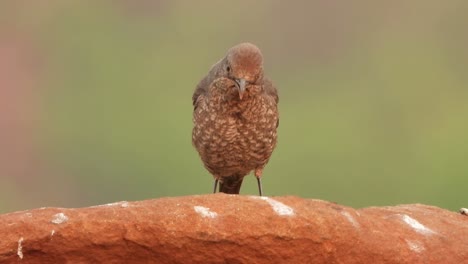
[
  {"x1": 213, "y1": 179, "x2": 219, "y2": 194},
  {"x1": 254, "y1": 168, "x2": 263, "y2": 196},
  {"x1": 256, "y1": 178, "x2": 263, "y2": 196}
]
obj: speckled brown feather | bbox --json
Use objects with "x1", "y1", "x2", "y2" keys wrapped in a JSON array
[{"x1": 192, "y1": 43, "x2": 279, "y2": 194}]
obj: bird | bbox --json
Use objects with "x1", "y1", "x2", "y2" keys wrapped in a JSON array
[{"x1": 192, "y1": 42, "x2": 279, "y2": 195}]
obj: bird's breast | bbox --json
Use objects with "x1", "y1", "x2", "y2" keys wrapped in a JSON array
[{"x1": 192, "y1": 93, "x2": 278, "y2": 176}]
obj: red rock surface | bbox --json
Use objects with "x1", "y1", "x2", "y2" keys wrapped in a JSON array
[{"x1": 0, "y1": 195, "x2": 467, "y2": 263}]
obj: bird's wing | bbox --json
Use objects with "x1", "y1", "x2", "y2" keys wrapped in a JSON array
[
  {"x1": 263, "y1": 78, "x2": 279, "y2": 128},
  {"x1": 193, "y1": 60, "x2": 223, "y2": 110},
  {"x1": 192, "y1": 77, "x2": 209, "y2": 110},
  {"x1": 263, "y1": 78, "x2": 279, "y2": 104}
]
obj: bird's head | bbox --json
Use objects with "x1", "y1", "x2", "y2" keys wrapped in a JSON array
[{"x1": 223, "y1": 43, "x2": 264, "y2": 100}]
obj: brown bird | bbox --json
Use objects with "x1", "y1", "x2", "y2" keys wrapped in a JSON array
[{"x1": 192, "y1": 43, "x2": 279, "y2": 195}]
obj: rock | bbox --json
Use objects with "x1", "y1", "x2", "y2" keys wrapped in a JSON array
[
  {"x1": 461, "y1": 208, "x2": 468, "y2": 215},
  {"x1": 0, "y1": 195, "x2": 467, "y2": 263}
]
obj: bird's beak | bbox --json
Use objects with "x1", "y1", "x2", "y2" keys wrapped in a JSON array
[{"x1": 235, "y1": 78, "x2": 246, "y2": 100}]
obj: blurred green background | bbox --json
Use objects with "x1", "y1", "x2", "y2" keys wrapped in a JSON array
[{"x1": 1, "y1": 1, "x2": 467, "y2": 213}]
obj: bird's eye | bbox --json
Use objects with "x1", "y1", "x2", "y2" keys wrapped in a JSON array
[{"x1": 226, "y1": 66, "x2": 231, "y2": 72}]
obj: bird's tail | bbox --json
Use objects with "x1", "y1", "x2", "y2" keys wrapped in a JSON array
[{"x1": 219, "y1": 176, "x2": 244, "y2": 194}]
